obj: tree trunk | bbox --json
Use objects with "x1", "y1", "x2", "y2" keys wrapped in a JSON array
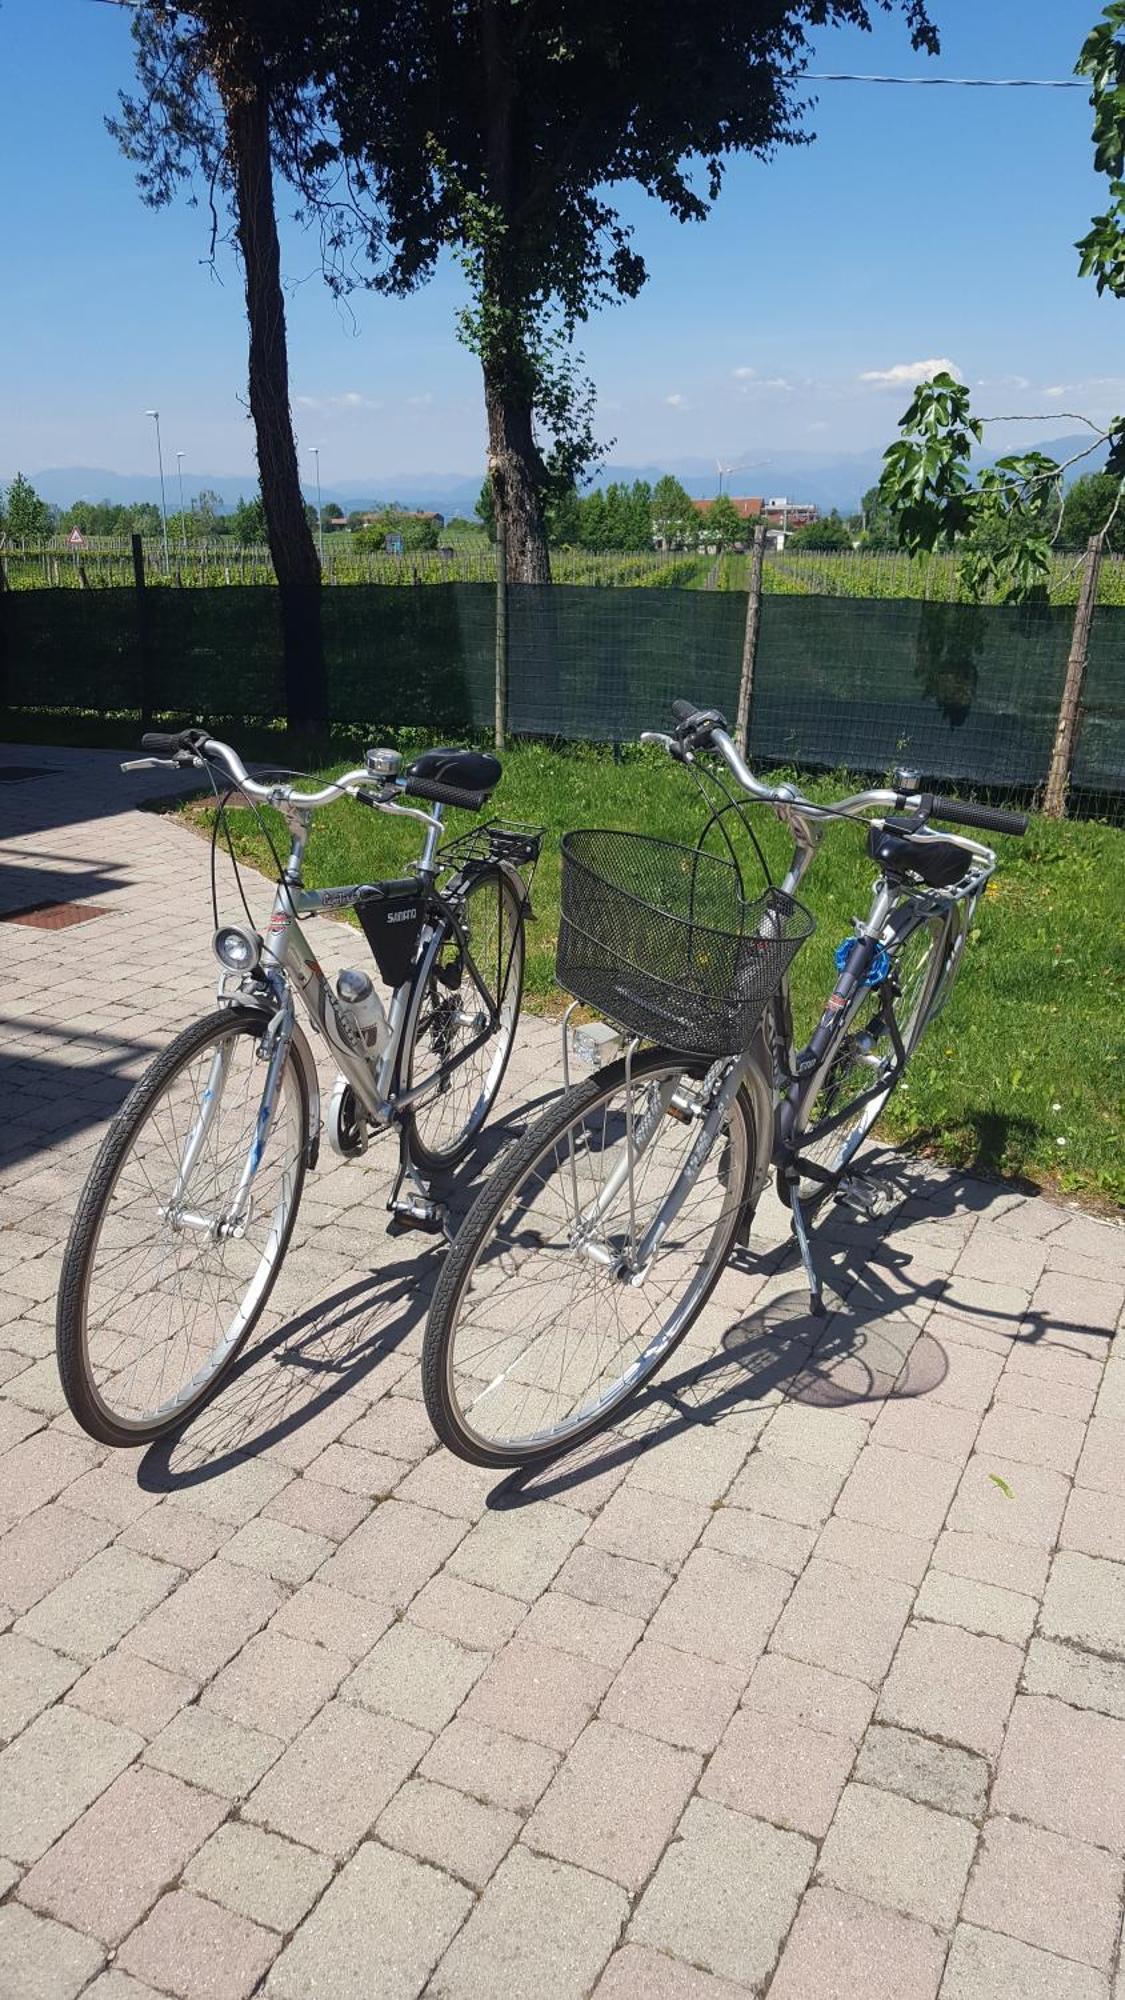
[
  {"x1": 484, "y1": 366, "x2": 552, "y2": 584},
  {"x1": 224, "y1": 74, "x2": 326, "y2": 730}
]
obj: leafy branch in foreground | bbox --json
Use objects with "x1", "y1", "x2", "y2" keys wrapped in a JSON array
[{"x1": 876, "y1": 374, "x2": 1124, "y2": 603}]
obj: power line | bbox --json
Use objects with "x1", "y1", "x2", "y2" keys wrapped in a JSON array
[{"x1": 800, "y1": 73, "x2": 1086, "y2": 89}]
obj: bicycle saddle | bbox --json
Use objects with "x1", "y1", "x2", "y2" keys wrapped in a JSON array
[
  {"x1": 868, "y1": 818, "x2": 969, "y2": 889},
  {"x1": 405, "y1": 747, "x2": 501, "y2": 798}
]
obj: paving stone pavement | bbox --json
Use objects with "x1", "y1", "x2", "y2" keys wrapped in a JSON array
[{"x1": 1, "y1": 742, "x2": 1125, "y2": 2000}]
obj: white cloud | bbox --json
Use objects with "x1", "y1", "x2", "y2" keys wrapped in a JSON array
[
  {"x1": 732, "y1": 366, "x2": 757, "y2": 380},
  {"x1": 664, "y1": 393, "x2": 688, "y2": 409},
  {"x1": 1044, "y1": 385, "x2": 1066, "y2": 398},
  {"x1": 859, "y1": 358, "x2": 961, "y2": 387},
  {"x1": 295, "y1": 390, "x2": 382, "y2": 414},
  {"x1": 407, "y1": 393, "x2": 435, "y2": 409}
]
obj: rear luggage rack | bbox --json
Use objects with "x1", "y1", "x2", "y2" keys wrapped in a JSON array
[{"x1": 439, "y1": 818, "x2": 545, "y2": 871}]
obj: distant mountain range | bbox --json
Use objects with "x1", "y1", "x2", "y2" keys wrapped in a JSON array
[{"x1": 7, "y1": 436, "x2": 1107, "y2": 521}]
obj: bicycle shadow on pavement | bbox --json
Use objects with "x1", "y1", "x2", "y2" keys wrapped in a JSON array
[
  {"x1": 135, "y1": 1085, "x2": 560, "y2": 1495},
  {"x1": 494, "y1": 1159, "x2": 1102, "y2": 1513}
]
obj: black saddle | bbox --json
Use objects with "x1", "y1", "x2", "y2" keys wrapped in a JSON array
[
  {"x1": 405, "y1": 747, "x2": 502, "y2": 798},
  {"x1": 868, "y1": 818, "x2": 969, "y2": 889}
]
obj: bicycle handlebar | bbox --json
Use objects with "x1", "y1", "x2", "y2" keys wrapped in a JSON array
[
  {"x1": 658, "y1": 702, "x2": 1028, "y2": 845},
  {"x1": 135, "y1": 729, "x2": 440, "y2": 823}
]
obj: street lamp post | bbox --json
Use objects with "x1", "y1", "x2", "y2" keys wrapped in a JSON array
[
  {"x1": 145, "y1": 410, "x2": 170, "y2": 571},
  {"x1": 175, "y1": 452, "x2": 187, "y2": 557},
  {"x1": 309, "y1": 446, "x2": 324, "y2": 567}
]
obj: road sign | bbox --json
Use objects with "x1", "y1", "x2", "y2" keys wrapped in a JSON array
[{"x1": 68, "y1": 528, "x2": 86, "y2": 548}]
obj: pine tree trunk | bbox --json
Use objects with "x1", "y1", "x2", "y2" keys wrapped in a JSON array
[
  {"x1": 225, "y1": 75, "x2": 326, "y2": 730},
  {"x1": 484, "y1": 367, "x2": 552, "y2": 584}
]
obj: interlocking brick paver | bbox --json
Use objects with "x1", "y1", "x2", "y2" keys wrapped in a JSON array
[
  {"x1": 17, "y1": 1546, "x2": 178, "y2": 1663},
  {"x1": 877, "y1": 1620, "x2": 1022, "y2": 1757},
  {"x1": 270, "y1": 1842, "x2": 472, "y2": 2000},
  {"x1": 771, "y1": 1558, "x2": 913, "y2": 1685},
  {"x1": 408, "y1": 1570, "x2": 527, "y2": 1652},
  {"x1": 603, "y1": 1638, "x2": 741, "y2": 1753},
  {"x1": 434, "y1": 1844, "x2": 627, "y2": 2000},
  {"x1": 318, "y1": 1498, "x2": 465, "y2": 1607},
  {"x1": 261, "y1": 1474, "x2": 371, "y2": 1542},
  {"x1": 727, "y1": 1450, "x2": 846, "y2": 1528},
  {"x1": 912, "y1": 1567, "x2": 1037, "y2": 1645},
  {"x1": 817, "y1": 1781, "x2": 976, "y2": 1929},
  {"x1": 554, "y1": 1543, "x2": 671, "y2": 1620},
  {"x1": 814, "y1": 1514, "x2": 934, "y2": 1585},
  {"x1": 931, "y1": 1528, "x2": 1049, "y2": 1598},
  {"x1": 962, "y1": 1815, "x2": 1123, "y2": 1971},
  {"x1": 702, "y1": 1706, "x2": 854, "y2": 1837},
  {"x1": 1021, "y1": 1637, "x2": 1125, "y2": 1721},
  {"x1": 377, "y1": 1776, "x2": 519, "y2": 1890},
  {"x1": 940, "y1": 1923, "x2": 1108, "y2": 2000},
  {"x1": 994, "y1": 1695, "x2": 1125, "y2": 1849},
  {"x1": 461, "y1": 1636, "x2": 611, "y2": 1750},
  {"x1": 649, "y1": 1545, "x2": 791, "y2": 1669},
  {"x1": 65, "y1": 1652, "x2": 196, "y2": 1738},
  {"x1": 526, "y1": 1719, "x2": 699, "y2": 1889},
  {"x1": 0, "y1": 1902, "x2": 105, "y2": 2000},
  {"x1": 124, "y1": 1558, "x2": 284, "y2": 1681},
  {"x1": 769, "y1": 1886, "x2": 945, "y2": 2000},
  {"x1": 0, "y1": 1432, "x2": 98, "y2": 1525},
  {"x1": 344, "y1": 1618, "x2": 487, "y2": 1731},
  {"x1": 220, "y1": 1515, "x2": 332, "y2": 1585},
  {"x1": 855, "y1": 1725, "x2": 988, "y2": 1821},
  {"x1": 203, "y1": 1627, "x2": 348, "y2": 1740},
  {"x1": 0, "y1": 1702, "x2": 141, "y2": 1864},
  {"x1": 835, "y1": 1444, "x2": 960, "y2": 1539},
  {"x1": 0, "y1": 1633, "x2": 79, "y2": 1742},
  {"x1": 583, "y1": 1484, "x2": 710, "y2": 1570},
  {"x1": 631, "y1": 1796, "x2": 814, "y2": 1987},
  {"x1": 1076, "y1": 1418, "x2": 1125, "y2": 1498},
  {"x1": 0, "y1": 1504, "x2": 116, "y2": 1615},
  {"x1": 870, "y1": 1398, "x2": 980, "y2": 1464},
  {"x1": 703, "y1": 1503, "x2": 817, "y2": 1573},
  {"x1": 1041, "y1": 1549, "x2": 1125, "y2": 1657},
  {"x1": 183, "y1": 1822, "x2": 332, "y2": 1934},
  {"x1": 119, "y1": 1503, "x2": 232, "y2": 1572},
  {"x1": 145, "y1": 1705, "x2": 282, "y2": 1801},
  {"x1": 1061, "y1": 1485, "x2": 1125, "y2": 1563},
  {"x1": 592, "y1": 1946, "x2": 751, "y2": 1999},
  {"x1": 628, "y1": 1424, "x2": 751, "y2": 1505},
  {"x1": 420, "y1": 1715, "x2": 559, "y2": 1812},
  {"x1": 742, "y1": 1651, "x2": 876, "y2": 1744},
  {"x1": 518, "y1": 1587, "x2": 643, "y2": 1669},
  {"x1": 244, "y1": 1699, "x2": 428, "y2": 1856},
  {"x1": 18, "y1": 1765, "x2": 226, "y2": 1944},
  {"x1": 117, "y1": 1889, "x2": 278, "y2": 2000}
]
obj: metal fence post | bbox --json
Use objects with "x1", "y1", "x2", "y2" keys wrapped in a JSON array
[
  {"x1": 494, "y1": 513, "x2": 508, "y2": 752},
  {"x1": 1044, "y1": 534, "x2": 1103, "y2": 820},
  {"x1": 735, "y1": 523, "x2": 767, "y2": 756}
]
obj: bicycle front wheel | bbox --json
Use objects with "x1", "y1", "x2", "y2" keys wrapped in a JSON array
[
  {"x1": 57, "y1": 1008, "x2": 308, "y2": 1447},
  {"x1": 421, "y1": 1046, "x2": 760, "y2": 1467},
  {"x1": 402, "y1": 865, "x2": 525, "y2": 1175}
]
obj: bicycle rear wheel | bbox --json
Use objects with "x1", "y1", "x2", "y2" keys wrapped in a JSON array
[
  {"x1": 421, "y1": 1046, "x2": 760, "y2": 1467},
  {"x1": 402, "y1": 866, "x2": 525, "y2": 1175},
  {"x1": 793, "y1": 908, "x2": 949, "y2": 1201},
  {"x1": 57, "y1": 1008, "x2": 307, "y2": 1447}
]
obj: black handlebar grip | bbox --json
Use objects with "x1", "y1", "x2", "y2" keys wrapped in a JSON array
[
  {"x1": 671, "y1": 699, "x2": 696, "y2": 723},
  {"x1": 140, "y1": 731, "x2": 181, "y2": 755},
  {"x1": 403, "y1": 777, "x2": 487, "y2": 811},
  {"x1": 929, "y1": 795, "x2": 1029, "y2": 837}
]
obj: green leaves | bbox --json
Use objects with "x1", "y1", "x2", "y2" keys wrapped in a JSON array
[{"x1": 1077, "y1": 5, "x2": 1125, "y2": 298}]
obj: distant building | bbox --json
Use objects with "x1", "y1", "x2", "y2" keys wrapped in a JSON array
[
  {"x1": 690, "y1": 496, "x2": 764, "y2": 523},
  {"x1": 335, "y1": 509, "x2": 445, "y2": 531}
]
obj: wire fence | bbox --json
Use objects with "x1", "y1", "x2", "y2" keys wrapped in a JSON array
[{"x1": 1, "y1": 552, "x2": 1121, "y2": 822}]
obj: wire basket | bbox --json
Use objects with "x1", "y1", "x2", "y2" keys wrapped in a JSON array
[{"x1": 557, "y1": 829, "x2": 815, "y2": 1057}]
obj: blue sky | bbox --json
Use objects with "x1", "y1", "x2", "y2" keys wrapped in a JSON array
[{"x1": 0, "y1": 0, "x2": 1119, "y2": 488}]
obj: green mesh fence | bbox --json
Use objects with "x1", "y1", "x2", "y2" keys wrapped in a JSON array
[{"x1": 2, "y1": 578, "x2": 1122, "y2": 818}]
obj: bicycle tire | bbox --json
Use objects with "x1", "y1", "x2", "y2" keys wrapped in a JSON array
[
  {"x1": 793, "y1": 907, "x2": 951, "y2": 1203},
  {"x1": 421, "y1": 1045, "x2": 762, "y2": 1467},
  {"x1": 56, "y1": 1007, "x2": 308, "y2": 1448},
  {"x1": 401, "y1": 865, "x2": 525, "y2": 1176}
]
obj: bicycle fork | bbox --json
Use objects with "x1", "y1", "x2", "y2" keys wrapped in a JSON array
[{"x1": 163, "y1": 1006, "x2": 293, "y2": 1240}]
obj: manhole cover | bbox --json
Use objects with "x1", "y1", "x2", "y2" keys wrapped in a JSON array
[
  {"x1": 0, "y1": 902, "x2": 110, "y2": 929},
  {"x1": 0, "y1": 766, "x2": 58, "y2": 783}
]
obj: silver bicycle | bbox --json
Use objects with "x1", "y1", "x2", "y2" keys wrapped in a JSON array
[
  {"x1": 421, "y1": 699, "x2": 1027, "y2": 1467},
  {"x1": 57, "y1": 726, "x2": 540, "y2": 1446}
]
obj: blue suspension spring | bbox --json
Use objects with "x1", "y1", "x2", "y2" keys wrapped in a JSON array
[{"x1": 834, "y1": 936, "x2": 890, "y2": 987}]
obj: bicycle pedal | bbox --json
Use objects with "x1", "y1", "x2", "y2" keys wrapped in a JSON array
[
  {"x1": 834, "y1": 1173, "x2": 890, "y2": 1219},
  {"x1": 388, "y1": 1194, "x2": 449, "y2": 1237}
]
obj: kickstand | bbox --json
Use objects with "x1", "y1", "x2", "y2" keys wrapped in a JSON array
[{"x1": 787, "y1": 1183, "x2": 827, "y2": 1317}]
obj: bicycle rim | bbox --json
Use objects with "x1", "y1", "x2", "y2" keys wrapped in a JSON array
[
  {"x1": 62, "y1": 1013, "x2": 306, "y2": 1438},
  {"x1": 796, "y1": 911, "x2": 947, "y2": 1193},
  {"x1": 405, "y1": 869, "x2": 523, "y2": 1169},
  {"x1": 423, "y1": 1051, "x2": 752, "y2": 1463}
]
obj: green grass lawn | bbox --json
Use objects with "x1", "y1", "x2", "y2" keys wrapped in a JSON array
[{"x1": 175, "y1": 740, "x2": 1125, "y2": 1210}]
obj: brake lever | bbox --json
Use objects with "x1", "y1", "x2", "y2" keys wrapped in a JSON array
[{"x1": 121, "y1": 757, "x2": 173, "y2": 772}]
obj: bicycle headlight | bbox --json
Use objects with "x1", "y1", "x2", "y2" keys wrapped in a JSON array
[{"x1": 213, "y1": 924, "x2": 262, "y2": 972}]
